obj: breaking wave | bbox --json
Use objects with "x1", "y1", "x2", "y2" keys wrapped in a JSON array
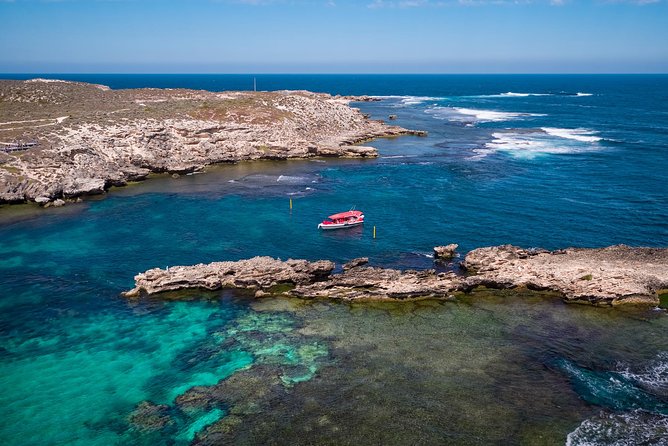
[
  {"x1": 618, "y1": 352, "x2": 668, "y2": 398},
  {"x1": 466, "y1": 92, "x2": 592, "y2": 98},
  {"x1": 470, "y1": 127, "x2": 605, "y2": 159},
  {"x1": 373, "y1": 95, "x2": 444, "y2": 106},
  {"x1": 541, "y1": 127, "x2": 603, "y2": 143},
  {"x1": 566, "y1": 410, "x2": 668, "y2": 446},
  {"x1": 561, "y1": 352, "x2": 668, "y2": 446},
  {"x1": 502, "y1": 92, "x2": 550, "y2": 97},
  {"x1": 276, "y1": 175, "x2": 312, "y2": 184},
  {"x1": 471, "y1": 92, "x2": 552, "y2": 98},
  {"x1": 426, "y1": 106, "x2": 545, "y2": 123}
]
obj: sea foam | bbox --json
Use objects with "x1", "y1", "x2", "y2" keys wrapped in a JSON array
[
  {"x1": 475, "y1": 127, "x2": 604, "y2": 159},
  {"x1": 427, "y1": 106, "x2": 545, "y2": 123},
  {"x1": 500, "y1": 92, "x2": 551, "y2": 97},
  {"x1": 541, "y1": 127, "x2": 602, "y2": 143},
  {"x1": 373, "y1": 95, "x2": 444, "y2": 106},
  {"x1": 618, "y1": 351, "x2": 668, "y2": 397},
  {"x1": 566, "y1": 410, "x2": 668, "y2": 446}
]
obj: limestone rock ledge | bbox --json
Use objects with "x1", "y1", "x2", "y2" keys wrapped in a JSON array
[
  {"x1": 463, "y1": 244, "x2": 668, "y2": 306},
  {"x1": 0, "y1": 80, "x2": 424, "y2": 204},
  {"x1": 123, "y1": 245, "x2": 668, "y2": 306},
  {"x1": 122, "y1": 256, "x2": 335, "y2": 297},
  {"x1": 123, "y1": 255, "x2": 462, "y2": 301}
]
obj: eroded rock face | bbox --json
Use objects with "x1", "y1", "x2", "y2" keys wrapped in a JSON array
[
  {"x1": 122, "y1": 256, "x2": 335, "y2": 297},
  {"x1": 342, "y1": 257, "x2": 369, "y2": 270},
  {"x1": 434, "y1": 244, "x2": 458, "y2": 260},
  {"x1": 124, "y1": 257, "x2": 463, "y2": 301},
  {"x1": 463, "y1": 245, "x2": 668, "y2": 306},
  {"x1": 124, "y1": 245, "x2": 668, "y2": 306},
  {"x1": 292, "y1": 266, "x2": 463, "y2": 301},
  {"x1": 0, "y1": 80, "x2": 422, "y2": 204}
]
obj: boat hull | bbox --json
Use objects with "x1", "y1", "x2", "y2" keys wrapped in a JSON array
[{"x1": 318, "y1": 220, "x2": 364, "y2": 230}]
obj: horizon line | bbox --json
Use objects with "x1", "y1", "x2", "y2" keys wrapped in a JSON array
[{"x1": 2, "y1": 72, "x2": 667, "y2": 76}]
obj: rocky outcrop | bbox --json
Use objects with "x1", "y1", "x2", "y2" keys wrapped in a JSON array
[
  {"x1": 123, "y1": 245, "x2": 668, "y2": 306},
  {"x1": 122, "y1": 256, "x2": 335, "y2": 298},
  {"x1": 292, "y1": 266, "x2": 463, "y2": 301},
  {"x1": 123, "y1": 255, "x2": 461, "y2": 301},
  {"x1": 342, "y1": 257, "x2": 369, "y2": 270},
  {"x1": 0, "y1": 80, "x2": 424, "y2": 204},
  {"x1": 434, "y1": 244, "x2": 458, "y2": 260},
  {"x1": 463, "y1": 244, "x2": 668, "y2": 306}
]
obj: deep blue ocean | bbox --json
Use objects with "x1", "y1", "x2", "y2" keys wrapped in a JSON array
[{"x1": 1, "y1": 74, "x2": 667, "y2": 445}]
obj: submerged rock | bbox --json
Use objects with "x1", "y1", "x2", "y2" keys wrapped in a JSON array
[
  {"x1": 180, "y1": 365, "x2": 286, "y2": 406},
  {"x1": 128, "y1": 401, "x2": 174, "y2": 432}
]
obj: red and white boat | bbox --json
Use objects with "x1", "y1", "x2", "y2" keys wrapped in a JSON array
[{"x1": 317, "y1": 210, "x2": 365, "y2": 230}]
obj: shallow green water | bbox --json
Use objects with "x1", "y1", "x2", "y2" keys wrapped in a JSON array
[{"x1": 188, "y1": 291, "x2": 668, "y2": 445}]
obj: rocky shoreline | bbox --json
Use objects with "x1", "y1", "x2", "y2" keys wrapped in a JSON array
[
  {"x1": 0, "y1": 79, "x2": 424, "y2": 204},
  {"x1": 123, "y1": 244, "x2": 668, "y2": 307}
]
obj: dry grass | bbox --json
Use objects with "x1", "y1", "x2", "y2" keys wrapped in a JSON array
[{"x1": 0, "y1": 80, "x2": 296, "y2": 141}]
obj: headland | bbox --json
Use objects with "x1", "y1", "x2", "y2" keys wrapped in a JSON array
[{"x1": 0, "y1": 79, "x2": 423, "y2": 205}]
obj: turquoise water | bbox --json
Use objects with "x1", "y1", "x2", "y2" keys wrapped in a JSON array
[{"x1": 1, "y1": 75, "x2": 667, "y2": 444}]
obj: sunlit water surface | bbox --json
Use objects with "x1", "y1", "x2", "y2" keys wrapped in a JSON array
[{"x1": 1, "y1": 74, "x2": 667, "y2": 445}]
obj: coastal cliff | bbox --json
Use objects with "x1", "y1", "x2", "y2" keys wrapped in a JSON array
[
  {"x1": 123, "y1": 245, "x2": 668, "y2": 307},
  {"x1": 0, "y1": 79, "x2": 423, "y2": 204}
]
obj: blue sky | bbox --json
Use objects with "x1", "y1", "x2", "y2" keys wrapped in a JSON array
[{"x1": 0, "y1": 0, "x2": 666, "y2": 73}]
